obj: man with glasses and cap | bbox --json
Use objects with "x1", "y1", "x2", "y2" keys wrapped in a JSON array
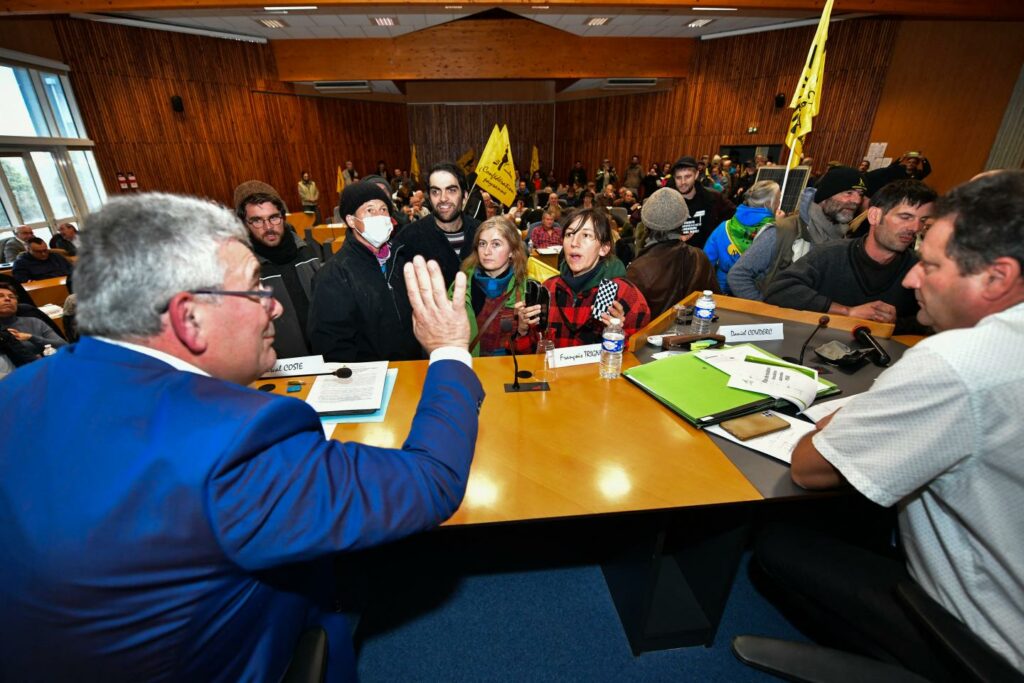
[
  {"x1": 0, "y1": 191, "x2": 482, "y2": 681},
  {"x1": 235, "y1": 180, "x2": 320, "y2": 357}
]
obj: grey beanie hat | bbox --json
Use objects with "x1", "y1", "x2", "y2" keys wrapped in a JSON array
[{"x1": 641, "y1": 187, "x2": 690, "y2": 232}]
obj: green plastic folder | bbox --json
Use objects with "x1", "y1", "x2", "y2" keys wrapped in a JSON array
[{"x1": 623, "y1": 344, "x2": 839, "y2": 428}]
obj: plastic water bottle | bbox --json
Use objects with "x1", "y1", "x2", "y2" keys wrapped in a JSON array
[
  {"x1": 599, "y1": 317, "x2": 625, "y2": 379},
  {"x1": 693, "y1": 290, "x2": 716, "y2": 335},
  {"x1": 42, "y1": 344, "x2": 56, "y2": 357}
]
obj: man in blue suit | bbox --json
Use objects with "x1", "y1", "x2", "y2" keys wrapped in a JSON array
[{"x1": 0, "y1": 193, "x2": 484, "y2": 681}]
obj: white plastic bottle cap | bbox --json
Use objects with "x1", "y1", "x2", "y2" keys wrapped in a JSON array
[{"x1": 703, "y1": 290, "x2": 712, "y2": 296}]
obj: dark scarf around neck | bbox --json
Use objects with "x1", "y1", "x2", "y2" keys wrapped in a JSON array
[{"x1": 252, "y1": 229, "x2": 299, "y2": 265}]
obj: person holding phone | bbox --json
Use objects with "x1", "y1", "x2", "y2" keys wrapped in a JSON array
[
  {"x1": 515, "y1": 208, "x2": 650, "y2": 350},
  {"x1": 453, "y1": 216, "x2": 532, "y2": 356}
]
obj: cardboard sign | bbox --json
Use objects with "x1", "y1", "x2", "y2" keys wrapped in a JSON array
[
  {"x1": 717, "y1": 323, "x2": 784, "y2": 343},
  {"x1": 261, "y1": 355, "x2": 327, "y2": 379},
  {"x1": 552, "y1": 343, "x2": 602, "y2": 368}
]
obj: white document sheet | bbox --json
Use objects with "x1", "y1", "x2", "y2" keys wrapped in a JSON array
[
  {"x1": 706, "y1": 411, "x2": 817, "y2": 464},
  {"x1": 305, "y1": 361, "x2": 388, "y2": 415}
]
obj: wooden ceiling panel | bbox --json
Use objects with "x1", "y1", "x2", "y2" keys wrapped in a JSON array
[{"x1": 273, "y1": 18, "x2": 694, "y2": 82}]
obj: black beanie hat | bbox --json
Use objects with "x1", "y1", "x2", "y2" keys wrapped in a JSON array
[
  {"x1": 339, "y1": 181, "x2": 391, "y2": 221},
  {"x1": 814, "y1": 166, "x2": 867, "y2": 203}
]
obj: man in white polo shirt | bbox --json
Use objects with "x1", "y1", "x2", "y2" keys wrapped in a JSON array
[{"x1": 755, "y1": 170, "x2": 1024, "y2": 679}]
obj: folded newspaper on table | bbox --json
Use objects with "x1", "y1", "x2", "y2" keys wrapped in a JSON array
[{"x1": 694, "y1": 346, "x2": 826, "y2": 412}]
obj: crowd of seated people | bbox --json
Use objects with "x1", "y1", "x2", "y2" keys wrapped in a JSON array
[{"x1": 0, "y1": 148, "x2": 943, "y2": 373}]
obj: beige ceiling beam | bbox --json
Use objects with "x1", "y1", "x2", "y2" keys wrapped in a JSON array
[
  {"x1": 273, "y1": 18, "x2": 694, "y2": 81},
  {"x1": 3, "y1": 0, "x2": 1023, "y2": 20}
]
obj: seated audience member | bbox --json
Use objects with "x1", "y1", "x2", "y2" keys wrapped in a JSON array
[
  {"x1": 755, "y1": 171, "x2": 1024, "y2": 680},
  {"x1": 0, "y1": 192, "x2": 482, "y2": 680},
  {"x1": 728, "y1": 166, "x2": 865, "y2": 301},
  {"x1": 627, "y1": 188, "x2": 718, "y2": 317},
  {"x1": 12, "y1": 237, "x2": 73, "y2": 283},
  {"x1": 394, "y1": 163, "x2": 481, "y2": 286},
  {"x1": 530, "y1": 211, "x2": 562, "y2": 249},
  {"x1": 515, "y1": 208, "x2": 650, "y2": 349},
  {"x1": 0, "y1": 281, "x2": 66, "y2": 377},
  {"x1": 544, "y1": 191, "x2": 563, "y2": 221},
  {"x1": 704, "y1": 181, "x2": 781, "y2": 295},
  {"x1": 406, "y1": 190, "x2": 430, "y2": 220},
  {"x1": 580, "y1": 190, "x2": 596, "y2": 210},
  {"x1": 456, "y1": 216, "x2": 530, "y2": 356},
  {"x1": 515, "y1": 180, "x2": 533, "y2": 207},
  {"x1": 308, "y1": 183, "x2": 423, "y2": 362},
  {"x1": 597, "y1": 183, "x2": 616, "y2": 208},
  {"x1": 765, "y1": 180, "x2": 935, "y2": 332},
  {"x1": 234, "y1": 181, "x2": 320, "y2": 357},
  {"x1": 49, "y1": 222, "x2": 80, "y2": 256},
  {"x1": 2, "y1": 225, "x2": 34, "y2": 263}
]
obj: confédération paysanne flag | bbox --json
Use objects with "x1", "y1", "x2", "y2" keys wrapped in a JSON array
[
  {"x1": 410, "y1": 145, "x2": 421, "y2": 184},
  {"x1": 786, "y1": 0, "x2": 833, "y2": 168},
  {"x1": 529, "y1": 145, "x2": 540, "y2": 177},
  {"x1": 336, "y1": 165, "x2": 344, "y2": 193},
  {"x1": 475, "y1": 124, "x2": 516, "y2": 206}
]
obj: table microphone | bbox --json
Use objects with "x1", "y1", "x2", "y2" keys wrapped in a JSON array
[
  {"x1": 501, "y1": 318, "x2": 532, "y2": 390},
  {"x1": 784, "y1": 315, "x2": 830, "y2": 366},
  {"x1": 852, "y1": 325, "x2": 891, "y2": 367}
]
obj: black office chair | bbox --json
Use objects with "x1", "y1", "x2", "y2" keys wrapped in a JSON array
[
  {"x1": 281, "y1": 626, "x2": 328, "y2": 683},
  {"x1": 732, "y1": 580, "x2": 1024, "y2": 683}
]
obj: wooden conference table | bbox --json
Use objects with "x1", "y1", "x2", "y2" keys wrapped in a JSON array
[{"x1": 261, "y1": 294, "x2": 908, "y2": 654}]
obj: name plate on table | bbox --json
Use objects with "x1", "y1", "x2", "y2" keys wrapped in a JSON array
[
  {"x1": 553, "y1": 343, "x2": 602, "y2": 368},
  {"x1": 717, "y1": 323, "x2": 784, "y2": 343},
  {"x1": 261, "y1": 355, "x2": 327, "y2": 378}
]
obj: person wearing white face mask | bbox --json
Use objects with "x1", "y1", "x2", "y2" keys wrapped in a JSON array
[{"x1": 308, "y1": 182, "x2": 424, "y2": 361}]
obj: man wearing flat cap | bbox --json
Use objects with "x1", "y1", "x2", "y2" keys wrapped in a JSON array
[
  {"x1": 308, "y1": 182, "x2": 423, "y2": 361},
  {"x1": 626, "y1": 188, "x2": 718, "y2": 317},
  {"x1": 235, "y1": 180, "x2": 320, "y2": 357}
]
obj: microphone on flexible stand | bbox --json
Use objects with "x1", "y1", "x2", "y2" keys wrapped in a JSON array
[
  {"x1": 852, "y1": 325, "x2": 891, "y2": 367},
  {"x1": 784, "y1": 315, "x2": 830, "y2": 366},
  {"x1": 501, "y1": 319, "x2": 533, "y2": 391}
]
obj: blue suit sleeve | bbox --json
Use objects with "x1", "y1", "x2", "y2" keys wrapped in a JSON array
[{"x1": 207, "y1": 360, "x2": 484, "y2": 570}]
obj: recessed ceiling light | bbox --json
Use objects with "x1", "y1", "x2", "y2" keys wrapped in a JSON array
[
  {"x1": 257, "y1": 18, "x2": 289, "y2": 28},
  {"x1": 263, "y1": 5, "x2": 317, "y2": 10},
  {"x1": 691, "y1": 6, "x2": 738, "y2": 10},
  {"x1": 585, "y1": 17, "x2": 610, "y2": 26},
  {"x1": 688, "y1": 18, "x2": 714, "y2": 27},
  {"x1": 532, "y1": 5, "x2": 550, "y2": 9},
  {"x1": 372, "y1": 16, "x2": 397, "y2": 26}
]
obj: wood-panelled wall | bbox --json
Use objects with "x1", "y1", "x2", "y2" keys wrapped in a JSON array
[
  {"x1": 869, "y1": 21, "x2": 1024, "y2": 193},
  {"x1": 51, "y1": 17, "x2": 410, "y2": 216},
  {"x1": 408, "y1": 103, "x2": 555, "y2": 181},
  {"x1": 554, "y1": 18, "x2": 899, "y2": 181}
]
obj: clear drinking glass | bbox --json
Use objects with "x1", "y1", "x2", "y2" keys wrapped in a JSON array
[{"x1": 536, "y1": 339, "x2": 556, "y2": 382}]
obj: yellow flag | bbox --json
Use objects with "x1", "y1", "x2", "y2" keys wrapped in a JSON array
[
  {"x1": 410, "y1": 145, "x2": 421, "y2": 184},
  {"x1": 456, "y1": 147, "x2": 477, "y2": 175},
  {"x1": 336, "y1": 165, "x2": 344, "y2": 193},
  {"x1": 786, "y1": 0, "x2": 833, "y2": 168},
  {"x1": 475, "y1": 125, "x2": 516, "y2": 206},
  {"x1": 530, "y1": 145, "x2": 539, "y2": 177}
]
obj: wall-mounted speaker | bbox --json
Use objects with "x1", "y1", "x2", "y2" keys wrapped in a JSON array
[
  {"x1": 171, "y1": 95, "x2": 184, "y2": 113},
  {"x1": 774, "y1": 93, "x2": 785, "y2": 109}
]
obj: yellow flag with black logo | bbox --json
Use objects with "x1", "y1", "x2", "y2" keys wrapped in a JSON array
[
  {"x1": 530, "y1": 145, "x2": 540, "y2": 177},
  {"x1": 410, "y1": 145, "x2": 421, "y2": 184},
  {"x1": 786, "y1": 0, "x2": 833, "y2": 168},
  {"x1": 336, "y1": 165, "x2": 344, "y2": 194},
  {"x1": 475, "y1": 124, "x2": 516, "y2": 206},
  {"x1": 456, "y1": 147, "x2": 476, "y2": 175}
]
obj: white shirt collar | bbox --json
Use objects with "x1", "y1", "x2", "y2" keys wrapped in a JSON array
[{"x1": 94, "y1": 336, "x2": 210, "y2": 377}]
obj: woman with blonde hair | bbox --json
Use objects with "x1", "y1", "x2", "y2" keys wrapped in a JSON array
[{"x1": 455, "y1": 215, "x2": 531, "y2": 356}]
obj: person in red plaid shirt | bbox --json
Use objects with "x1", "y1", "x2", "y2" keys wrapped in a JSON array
[
  {"x1": 530, "y1": 212, "x2": 563, "y2": 249},
  {"x1": 515, "y1": 208, "x2": 650, "y2": 350}
]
